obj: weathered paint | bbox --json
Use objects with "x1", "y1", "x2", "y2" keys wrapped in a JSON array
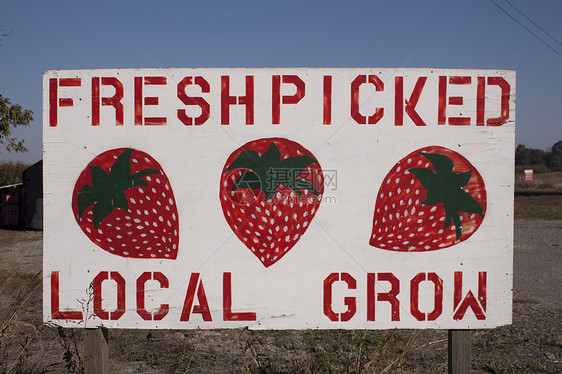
[{"x1": 43, "y1": 68, "x2": 515, "y2": 329}]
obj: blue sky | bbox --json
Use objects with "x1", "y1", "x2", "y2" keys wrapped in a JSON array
[{"x1": 1, "y1": 0, "x2": 561, "y2": 164}]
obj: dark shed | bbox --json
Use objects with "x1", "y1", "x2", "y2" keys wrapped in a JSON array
[
  {"x1": 0, "y1": 183, "x2": 23, "y2": 226},
  {"x1": 22, "y1": 160, "x2": 43, "y2": 229}
]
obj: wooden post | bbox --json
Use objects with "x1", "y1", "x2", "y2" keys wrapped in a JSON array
[
  {"x1": 84, "y1": 327, "x2": 109, "y2": 374},
  {"x1": 448, "y1": 329, "x2": 471, "y2": 374}
]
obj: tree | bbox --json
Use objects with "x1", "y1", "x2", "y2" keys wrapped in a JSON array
[
  {"x1": 528, "y1": 148, "x2": 547, "y2": 165},
  {"x1": 0, "y1": 161, "x2": 29, "y2": 185},
  {"x1": 547, "y1": 140, "x2": 562, "y2": 172},
  {"x1": 515, "y1": 143, "x2": 550, "y2": 173},
  {"x1": 0, "y1": 27, "x2": 34, "y2": 153},
  {"x1": 0, "y1": 95, "x2": 34, "y2": 153},
  {"x1": 515, "y1": 144, "x2": 530, "y2": 165}
]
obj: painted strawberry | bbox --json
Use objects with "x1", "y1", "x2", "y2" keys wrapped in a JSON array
[
  {"x1": 369, "y1": 146, "x2": 486, "y2": 252},
  {"x1": 220, "y1": 138, "x2": 324, "y2": 267},
  {"x1": 72, "y1": 148, "x2": 179, "y2": 259}
]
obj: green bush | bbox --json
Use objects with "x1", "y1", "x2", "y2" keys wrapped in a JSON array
[{"x1": 0, "y1": 161, "x2": 29, "y2": 185}]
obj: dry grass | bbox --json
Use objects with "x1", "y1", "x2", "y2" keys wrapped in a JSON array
[
  {"x1": 0, "y1": 229, "x2": 41, "y2": 248},
  {"x1": 514, "y1": 195, "x2": 562, "y2": 220},
  {"x1": 515, "y1": 172, "x2": 562, "y2": 193}
]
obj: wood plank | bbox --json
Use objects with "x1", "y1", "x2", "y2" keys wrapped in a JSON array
[
  {"x1": 448, "y1": 329, "x2": 471, "y2": 374},
  {"x1": 84, "y1": 327, "x2": 109, "y2": 374}
]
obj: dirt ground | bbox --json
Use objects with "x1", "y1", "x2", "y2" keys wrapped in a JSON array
[
  {"x1": 0, "y1": 217, "x2": 560, "y2": 373},
  {"x1": 513, "y1": 220, "x2": 561, "y2": 308}
]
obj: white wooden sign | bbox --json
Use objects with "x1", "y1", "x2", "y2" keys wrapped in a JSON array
[{"x1": 43, "y1": 68, "x2": 515, "y2": 329}]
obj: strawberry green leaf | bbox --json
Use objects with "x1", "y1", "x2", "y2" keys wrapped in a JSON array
[
  {"x1": 77, "y1": 185, "x2": 96, "y2": 219},
  {"x1": 78, "y1": 149, "x2": 160, "y2": 225},
  {"x1": 225, "y1": 141, "x2": 319, "y2": 201},
  {"x1": 225, "y1": 150, "x2": 261, "y2": 172},
  {"x1": 280, "y1": 156, "x2": 317, "y2": 175},
  {"x1": 409, "y1": 152, "x2": 484, "y2": 241},
  {"x1": 113, "y1": 192, "x2": 128, "y2": 212},
  {"x1": 451, "y1": 170, "x2": 472, "y2": 187},
  {"x1": 444, "y1": 206, "x2": 462, "y2": 240},
  {"x1": 89, "y1": 166, "x2": 110, "y2": 186},
  {"x1": 408, "y1": 168, "x2": 436, "y2": 191},
  {"x1": 232, "y1": 171, "x2": 262, "y2": 190},
  {"x1": 92, "y1": 198, "x2": 113, "y2": 229},
  {"x1": 132, "y1": 168, "x2": 161, "y2": 181},
  {"x1": 450, "y1": 189, "x2": 485, "y2": 216},
  {"x1": 109, "y1": 148, "x2": 134, "y2": 179},
  {"x1": 111, "y1": 151, "x2": 159, "y2": 192},
  {"x1": 419, "y1": 152, "x2": 454, "y2": 173},
  {"x1": 261, "y1": 141, "x2": 281, "y2": 166},
  {"x1": 133, "y1": 179, "x2": 149, "y2": 188}
]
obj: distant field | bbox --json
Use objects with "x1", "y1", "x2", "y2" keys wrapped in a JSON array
[
  {"x1": 515, "y1": 171, "x2": 562, "y2": 192},
  {"x1": 513, "y1": 172, "x2": 562, "y2": 220},
  {"x1": 515, "y1": 194, "x2": 562, "y2": 220}
]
